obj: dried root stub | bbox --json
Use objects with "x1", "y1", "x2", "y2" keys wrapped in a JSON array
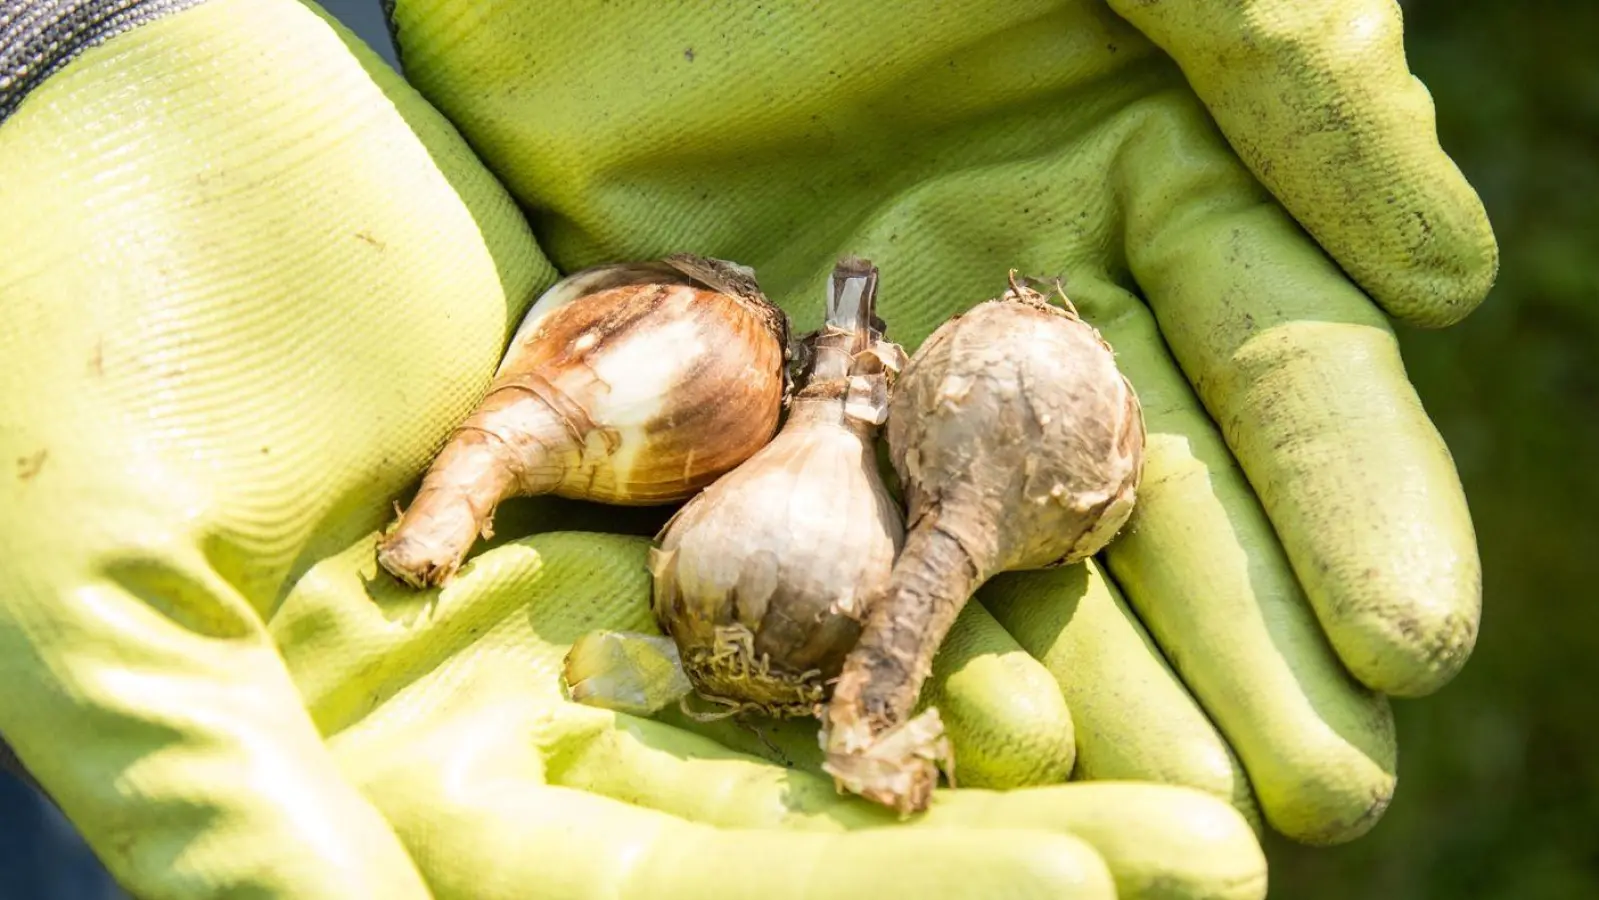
[
  {"x1": 377, "y1": 254, "x2": 790, "y2": 589},
  {"x1": 823, "y1": 274, "x2": 1146, "y2": 815},
  {"x1": 561, "y1": 258, "x2": 907, "y2": 719}
]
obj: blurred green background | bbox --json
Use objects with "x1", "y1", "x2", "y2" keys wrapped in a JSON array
[
  {"x1": 1267, "y1": 1, "x2": 1599, "y2": 897},
  {"x1": 1, "y1": 0, "x2": 1594, "y2": 897}
]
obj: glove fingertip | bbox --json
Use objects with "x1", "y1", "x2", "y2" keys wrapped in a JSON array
[
  {"x1": 924, "y1": 604, "x2": 1078, "y2": 790},
  {"x1": 1109, "y1": 0, "x2": 1500, "y2": 329}
]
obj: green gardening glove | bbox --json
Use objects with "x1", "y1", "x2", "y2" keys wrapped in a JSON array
[
  {"x1": 385, "y1": 0, "x2": 1495, "y2": 847},
  {"x1": 0, "y1": 1, "x2": 1264, "y2": 898}
]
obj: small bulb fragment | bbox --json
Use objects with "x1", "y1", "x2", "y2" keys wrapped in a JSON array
[{"x1": 561, "y1": 630, "x2": 694, "y2": 717}]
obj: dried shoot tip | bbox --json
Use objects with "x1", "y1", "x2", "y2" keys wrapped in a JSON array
[
  {"x1": 807, "y1": 256, "x2": 900, "y2": 388},
  {"x1": 826, "y1": 258, "x2": 881, "y2": 346},
  {"x1": 1001, "y1": 268, "x2": 1083, "y2": 319}
]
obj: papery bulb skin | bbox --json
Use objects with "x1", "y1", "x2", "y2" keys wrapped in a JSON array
[
  {"x1": 650, "y1": 258, "x2": 908, "y2": 717},
  {"x1": 824, "y1": 274, "x2": 1145, "y2": 815},
  {"x1": 650, "y1": 402, "x2": 904, "y2": 716},
  {"x1": 488, "y1": 270, "x2": 788, "y2": 504},
  {"x1": 888, "y1": 279, "x2": 1144, "y2": 573},
  {"x1": 377, "y1": 254, "x2": 789, "y2": 589}
]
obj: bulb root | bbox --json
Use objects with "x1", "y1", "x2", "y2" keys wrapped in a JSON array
[
  {"x1": 823, "y1": 521, "x2": 981, "y2": 813},
  {"x1": 677, "y1": 624, "x2": 830, "y2": 719},
  {"x1": 377, "y1": 387, "x2": 571, "y2": 588}
]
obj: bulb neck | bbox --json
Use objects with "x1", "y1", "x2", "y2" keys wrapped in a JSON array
[{"x1": 790, "y1": 380, "x2": 887, "y2": 435}]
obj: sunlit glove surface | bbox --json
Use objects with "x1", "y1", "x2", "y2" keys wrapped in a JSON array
[
  {"x1": 388, "y1": 0, "x2": 1494, "y2": 847},
  {"x1": 0, "y1": 1, "x2": 1277, "y2": 898}
]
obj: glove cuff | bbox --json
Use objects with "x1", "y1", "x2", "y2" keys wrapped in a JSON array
[{"x1": 0, "y1": 0, "x2": 207, "y2": 123}]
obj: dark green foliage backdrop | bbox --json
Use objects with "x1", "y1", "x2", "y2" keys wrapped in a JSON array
[{"x1": 1268, "y1": 1, "x2": 1599, "y2": 897}]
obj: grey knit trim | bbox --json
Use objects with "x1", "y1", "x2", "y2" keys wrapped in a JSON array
[{"x1": 0, "y1": 0, "x2": 208, "y2": 125}]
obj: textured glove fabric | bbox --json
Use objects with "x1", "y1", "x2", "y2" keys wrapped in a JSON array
[
  {"x1": 0, "y1": 0, "x2": 1269, "y2": 897},
  {"x1": 1107, "y1": 0, "x2": 1498, "y2": 327},
  {"x1": 0, "y1": 0, "x2": 206, "y2": 122},
  {"x1": 385, "y1": 0, "x2": 1491, "y2": 846},
  {"x1": 0, "y1": 0, "x2": 549, "y2": 895}
]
